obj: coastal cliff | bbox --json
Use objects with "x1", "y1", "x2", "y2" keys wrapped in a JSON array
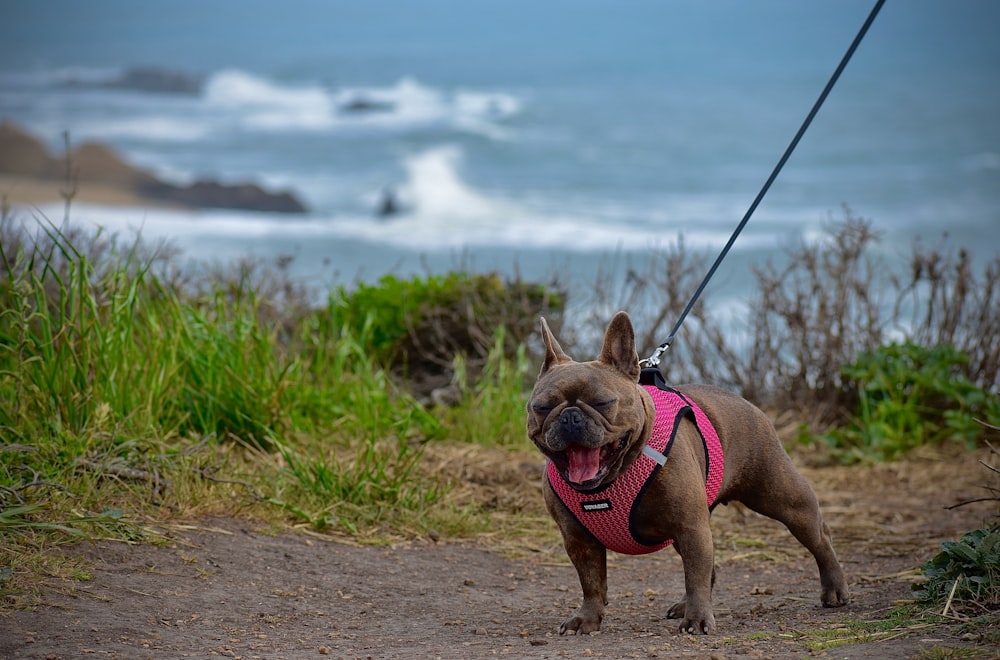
[{"x1": 0, "y1": 120, "x2": 307, "y2": 214}]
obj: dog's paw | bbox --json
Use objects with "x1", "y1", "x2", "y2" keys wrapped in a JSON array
[
  {"x1": 822, "y1": 584, "x2": 850, "y2": 608},
  {"x1": 678, "y1": 610, "x2": 716, "y2": 635},
  {"x1": 559, "y1": 603, "x2": 603, "y2": 635},
  {"x1": 559, "y1": 615, "x2": 602, "y2": 635},
  {"x1": 666, "y1": 599, "x2": 685, "y2": 619}
]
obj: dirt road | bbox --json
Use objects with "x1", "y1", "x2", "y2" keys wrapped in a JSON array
[{"x1": 2, "y1": 450, "x2": 995, "y2": 659}]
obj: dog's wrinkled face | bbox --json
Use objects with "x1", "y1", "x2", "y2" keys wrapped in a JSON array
[{"x1": 526, "y1": 312, "x2": 654, "y2": 491}]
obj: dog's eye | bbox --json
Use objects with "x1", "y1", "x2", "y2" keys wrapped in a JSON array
[
  {"x1": 532, "y1": 404, "x2": 554, "y2": 415},
  {"x1": 591, "y1": 400, "x2": 617, "y2": 409}
]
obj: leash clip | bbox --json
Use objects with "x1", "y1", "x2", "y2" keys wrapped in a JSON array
[{"x1": 639, "y1": 342, "x2": 669, "y2": 369}]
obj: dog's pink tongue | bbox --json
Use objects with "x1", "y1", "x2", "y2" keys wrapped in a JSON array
[{"x1": 566, "y1": 445, "x2": 601, "y2": 484}]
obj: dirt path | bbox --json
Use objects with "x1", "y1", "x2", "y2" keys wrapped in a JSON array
[{"x1": 2, "y1": 450, "x2": 996, "y2": 659}]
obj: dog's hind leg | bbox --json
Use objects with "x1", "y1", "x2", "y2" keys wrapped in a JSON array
[{"x1": 737, "y1": 466, "x2": 850, "y2": 608}]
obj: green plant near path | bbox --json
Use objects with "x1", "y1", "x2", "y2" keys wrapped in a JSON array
[
  {"x1": 915, "y1": 527, "x2": 1000, "y2": 608},
  {"x1": 911, "y1": 439, "x2": 1000, "y2": 643},
  {"x1": 819, "y1": 342, "x2": 1000, "y2": 463}
]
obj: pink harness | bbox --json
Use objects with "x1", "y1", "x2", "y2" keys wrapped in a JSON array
[{"x1": 546, "y1": 382, "x2": 725, "y2": 555}]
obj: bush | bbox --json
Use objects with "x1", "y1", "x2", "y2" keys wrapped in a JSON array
[
  {"x1": 328, "y1": 272, "x2": 563, "y2": 400},
  {"x1": 915, "y1": 526, "x2": 1000, "y2": 612},
  {"x1": 820, "y1": 343, "x2": 1000, "y2": 463},
  {"x1": 579, "y1": 215, "x2": 892, "y2": 406}
]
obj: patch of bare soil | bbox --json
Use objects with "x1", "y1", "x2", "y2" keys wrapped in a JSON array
[{"x1": 2, "y1": 448, "x2": 996, "y2": 660}]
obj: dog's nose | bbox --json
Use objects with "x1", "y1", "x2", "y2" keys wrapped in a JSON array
[{"x1": 559, "y1": 407, "x2": 587, "y2": 434}]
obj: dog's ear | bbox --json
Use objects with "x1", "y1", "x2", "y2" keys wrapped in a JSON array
[
  {"x1": 539, "y1": 317, "x2": 572, "y2": 375},
  {"x1": 599, "y1": 311, "x2": 640, "y2": 382}
]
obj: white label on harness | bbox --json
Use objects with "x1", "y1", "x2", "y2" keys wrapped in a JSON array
[{"x1": 581, "y1": 499, "x2": 612, "y2": 512}]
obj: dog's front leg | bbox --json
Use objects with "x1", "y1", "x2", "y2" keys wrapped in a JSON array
[
  {"x1": 560, "y1": 530, "x2": 608, "y2": 634},
  {"x1": 672, "y1": 524, "x2": 716, "y2": 634}
]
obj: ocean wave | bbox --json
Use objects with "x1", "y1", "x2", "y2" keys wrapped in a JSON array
[
  {"x1": 399, "y1": 145, "x2": 504, "y2": 220},
  {"x1": 204, "y1": 69, "x2": 336, "y2": 131},
  {"x1": 330, "y1": 77, "x2": 444, "y2": 128},
  {"x1": 199, "y1": 70, "x2": 520, "y2": 137},
  {"x1": 2, "y1": 66, "x2": 522, "y2": 148},
  {"x1": 19, "y1": 140, "x2": 808, "y2": 257},
  {"x1": 49, "y1": 201, "x2": 770, "y2": 254},
  {"x1": 331, "y1": 76, "x2": 521, "y2": 137},
  {"x1": 333, "y1": 207, "x2": 780, "y2": 252},
  {"x1": 331, "y1": 146, "x2": 784, "y2": 251},
  {"x1": 27, "y1": 202, "x2": 332, "y2": 242}
]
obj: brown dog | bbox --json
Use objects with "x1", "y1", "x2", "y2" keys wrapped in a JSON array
[{"x1": 526, "y1": 311, "x2": 849, "y2": 635}]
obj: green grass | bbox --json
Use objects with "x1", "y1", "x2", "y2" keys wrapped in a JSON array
[
  {"x1": 267, "y1": 429, "x2": 445, "y2": 534},
  {"x1": 920, "y1": 646, "x2": 994, "y2": 659},
  {"x1": 0, "y1": 218, "x2": 544, "y2": 606},
  {"x1": 442, "y1": 330, "x2": 533, "y2": 446},
  {"x1": 751, "y1": 605, "x2": 934, "y2": 652},
  {"x1": 717, "y1": 609, "x2": 992, "y2": 655},
  {"x1": 779, "y1": 605, "x2": 997, "y2": 656}
]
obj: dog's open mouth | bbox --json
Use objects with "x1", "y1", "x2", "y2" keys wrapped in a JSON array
[{"x1": 550, "y1": 432, "x2": 630, "y2": 490}]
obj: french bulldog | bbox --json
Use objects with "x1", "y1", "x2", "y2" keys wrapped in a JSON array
[{"x1": 526, "y1": 311, "x2": 849, "y2": 635}]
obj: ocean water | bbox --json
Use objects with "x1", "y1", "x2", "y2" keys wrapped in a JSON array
[{"x1": 1, "y1": 1, "x2": 998, "y2": 325}]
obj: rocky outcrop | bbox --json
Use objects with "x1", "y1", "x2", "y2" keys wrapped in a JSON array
[
  {"x1": 60, "y1": 142, "x2": 160, "y2": 187},
  {"x1": 105, "y1": 67, "x2": 204, "y2": 94},
  {"x1": 0, "y1": 120, "x2": 307, "y2": 213},
  {"x1": 339, "y1": 97, "x2": 395, "y2": 114},
  {"x1": 139, "y1": 180, "x2": 306, "y2": 214},
  {"x1": 0, "y1": 121, "x2": 57, "y2": 178},
  {"x1": 62, "y1": 66, "x2": 204, "y2": 95}
]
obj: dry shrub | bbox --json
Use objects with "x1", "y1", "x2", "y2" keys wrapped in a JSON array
[
  {"x1": 895, "y1": 237, "x2": 1000, "y2": 389},
  {"x1": 577, "y1": 239, "x2": 709, "y2": 357},
  {"x1": 580, "y1": 210, "x2": 999, "y2": 424},
  {"x1": 743, "y1": 215, "x2": 887, "y2": 412}
]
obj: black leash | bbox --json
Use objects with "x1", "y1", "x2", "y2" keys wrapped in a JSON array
[{"x1": 640, "y1": 0, "x2": 887, "y2": 368}]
